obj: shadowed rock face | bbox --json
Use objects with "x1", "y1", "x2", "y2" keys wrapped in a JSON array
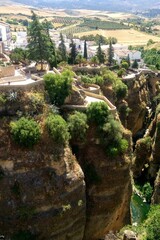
[
  {"x1": 152, "y1": 170, "x2": 160, "y2": 204},
  {"x1": 0, "y1": 120, "x2": 86, "y2": 240},
  {"x1": 75, "y1": 127, "x2": 132, "y2": 240}
]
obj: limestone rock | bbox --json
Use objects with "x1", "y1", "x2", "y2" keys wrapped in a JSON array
[{"x1": 123, "y1": 230, "x2": 137, "y2": 240}]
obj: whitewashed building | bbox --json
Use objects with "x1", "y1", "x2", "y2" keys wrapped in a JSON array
[
  {"x1": 114, "y1": 49, "x2": 141, "y2": 64},
  {"x1": 0, "y1": 22, "x2": 11, "y2": 48}
]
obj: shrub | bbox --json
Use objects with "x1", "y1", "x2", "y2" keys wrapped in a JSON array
[
  {"x1": 44, "y1": 72, "x2": 72, "y2": 106},
  {"x1": 121, "y1": 61, "x2": 129, "y2": 70},
  {"x1": 0, "y1": 93, "x2": 6, "y2": 105},
  {"x1": 46, "y1": 114, "x2": 70, "y2": 145},
  {"x1": 132, "y1": 59, "x2": 138, "y2": 68},
  {"x1": 81, "y1": 75, "x2": 95, "y2": 84},
  {"x1": 87, "y1": 102, "x2": 109, "y2": 126},
  {"x1": 117, "y1": 68, "x2": 126, "y2": 77},
  {"x1": 68, "y1": 111, "x2": 88, "y2": 141},
  {"x1": 142, "y1": 182, "x2": 153, "y2": 203},
  {"x1": 114, "y1": 82, "x2": 128, "y2": 100},
  {"x1": 94, "y1": 75, "x2": 104, "y2": 85},
  {"x1": 101, "y1": 118, "x2": 128, "y2": 156},
  {"x1": 10, "y1": 117, "x2": 41, "y2": 147},
  {"x1": 146, "y1": 205, "x2": 160, "y2": 240}
]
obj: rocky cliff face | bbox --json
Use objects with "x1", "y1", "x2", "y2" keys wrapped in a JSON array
[
  {"x1": 152, "y1": 170, "x2": 160, "y2": 204},
  {"x1": 0, "y1": 86, "x2": 133, "y2": 240},
  {"x1": 74, "y1": 126, "x2": 132, "y2": 240},
  {"x1": 0, "y1": 118, "x2": 86, "y2": 239},
  {"x1": 124, "y1": 74, "x2": 150, "y2": 136}
]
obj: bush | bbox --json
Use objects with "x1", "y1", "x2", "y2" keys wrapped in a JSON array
[
  {"x1": 10, "y1": 117, "x2": 41, "y2": 147},
  {"x1": 101, "y1": 118, "x2": 128, "y2": 156},
  {"x1": 81, "y1": 75, "x2": 95, "y2": 84},
  {"x1": 87, "y1": 102, "x2": 109, "y2": 126},
  {"x1": 94, "y1": 75, "x2": 104, "y2": 85},
  {"x1": 121, "y1": 61, "x2": 129, "y2": 70},
  {"x1": 146, "y1": 205, "x2": 160, "y2": 240},
  {"x1": 68, "y1": 111, "x2": 88, "y2": 141},
  {"x1": 142, "y1": 182, "x2": 153, "y2": 203},
  {"x1": 117, "y1": 68, "x2": 126, "y2": 77},
  {"x1": 46, "y1": 114, "x2": 70, "y2": 145},
  {"x1": 44, "y1": 72, "x2": 72, "y2": 106},
  {"x1": 114, "y1": 82, "x2": 128, "y2": 100}
]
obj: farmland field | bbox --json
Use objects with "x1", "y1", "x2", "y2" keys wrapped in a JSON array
[{"x1": 74, "y1": 29, "x2": 160, "y2": 46}]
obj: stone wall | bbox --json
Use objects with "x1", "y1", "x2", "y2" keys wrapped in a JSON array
[{"x1": 0, "y1": 79, "x2": 44, "y2": 93}]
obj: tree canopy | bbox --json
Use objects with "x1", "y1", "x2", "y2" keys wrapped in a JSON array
[{"x1": 44, "y1": 71, "x2": 73, "y2": 106}]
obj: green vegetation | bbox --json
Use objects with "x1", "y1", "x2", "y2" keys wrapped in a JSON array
[
  {"x1": 100, "y1": 118, "x2": 128, "y2": 156},
  {"x1": 27, "y1": 12, "x2": 56, "y2": 69},
  {"x1": 68, "y1": 111, "x2": 88, "y2": 141},
  {"x1": 132, "y1": 59, "x2": 139, "y2": 68},
  {"x1": 69, "y1": 40, "x2": 78, "y2": 64},
  {"x1": 58, "y1": 33, "x2": 67, "y2": 62},
  {"x1": 80, "y1": 34, "x2": 117, "y2": 45},
  {"x1": 145, "y1": 205, "x2": 160, "y2": 240},
  {"x1": 142, "y1": 48, "x2": 160, "y2": 70},
  {"x1": 114, "y1": 81, "x2": 128, "y2": 101},
  {"x1": 87, "y1": 102, "x2": 109, "y2": 126},
  {"x1": 124, "y1": 205, "x2": 160, "y2": 240},
  {"x1": 83, "y1": 40, "x2": 88, "y2": 59},
  {"x1": 79, "y1": 19, "x2": 130, "y2": 30},
  {"x1": 131, "y1": 193, "x2": 150, "y2": 224},
  {"x1": 10, "y1": 48, "x2": 28, "y2": 64},
  {"x1": 44, "y1": 71, "x2": 72, "y2": 106},
  {"x1": 0, "y1": 93, "x2": 6, "y2": 105},
  {"x1": 96, "y1": 43, "x2": 105, "y2": 64},
  {"x1": 10, "y1": 117, "x2": 41, "y2": 148},
  {"x1": 142, "y1": 182, "x2": 153, "y2": 203},
  {"x1": 107, "y1": 40, "x2": 114, "y2": 65},
  {"x1": 46, "y1": 114, "x2": 70, "y2": 145}
]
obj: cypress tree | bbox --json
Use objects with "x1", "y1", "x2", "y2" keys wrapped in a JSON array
[
  {"x1": 27, "y1": 12, "x2": 53, "y2": 70},
  {"x1": 108, "y1": 40, "x2": 114, "y2": 65},
  {"x1": 69, "y1": 40, "x2": 77, "y2": 64},
  {"x1": 58, "y1": 33, "x2": 67, "y2": 62},
  {"x1": 96, "y1": 42, "x2": 105, "y2": 64},
  {"x1": 83, "y1": 40, "x2": 88, "y2": 59}
]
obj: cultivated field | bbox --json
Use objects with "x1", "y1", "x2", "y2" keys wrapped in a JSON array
[{"x1": 74, "y1": 29, "x2": 160, "y2": 46}]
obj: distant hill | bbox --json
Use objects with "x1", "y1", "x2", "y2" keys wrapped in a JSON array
[{"x1": 10, "y1": 0, "x2": 160, "y2": 12}]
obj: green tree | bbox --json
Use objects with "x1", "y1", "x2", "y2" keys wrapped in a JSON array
[
  {"x1": 83, "y1": 40, "x2": 88, "y2": 59},
  {"x1": 46, "y1": 114, "x2": 70, "y2": 145},
  {"x1": 58, "y1": 33, "x2": 67, "y2": 62},
  {"x1": 69, "y1": 39, "x2": 77, "y2": 64},
  {"x1": 68, "y1": 111, "x2": 88, "y2": 141},
  {"x1": 10, "y1": 48, "x2": 28, "y2": 64},
  {"x1": 142, "y1": 182, "x2": 153, "y2": 203},
  {"x1": 108, "y1": 40, "x2": 114, "y2": 65},
  {"x1": 10, "y1": 117, "x2": 41, "y2": 148},
  {"x1": 132, "y1": 59, "x2": 138, "y2": 68},
  {"x1": 146, "y1": 205, "x2": 160, "y2": 240},
  {"x1": 114, "y1": 82, "x2": 128, "y2": 100},
  {"x1": 87, "y1": 102, "x2": 109, "y2": 126},
  {"x1": 76, "y1": 54, "x2": 84, "y2": 66},
  {"x1": 27, "y1": 11, "x2": 53, "y2": 70},
  {"x1": 121, "y1": 61, "x2": 129, "y2": 70},
  {"x1": 44, "y1": 72, "x2": 72, "y2": 106},
  {"x1": 96, "y1": 42, "x2": 105, "y2": 64},
  {"x1": 101, "y1": 118, "x2": 128, "y2": 156},
  {"x1": 90, "y1": 56, "x2": 99, "y2": 66}
]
